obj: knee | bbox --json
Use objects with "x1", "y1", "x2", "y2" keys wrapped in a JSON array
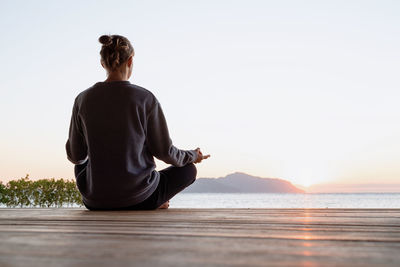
[{"x1": 185, "y1": 163, "x2": 197, "y2": 185}]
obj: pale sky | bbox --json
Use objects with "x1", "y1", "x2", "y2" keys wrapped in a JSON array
[{"x1": 0, "y1": 0, "x2": 399, "y2": 191}]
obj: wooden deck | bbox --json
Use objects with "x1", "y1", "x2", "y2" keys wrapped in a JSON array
[{"x1": 0, "y1": 209, "x2": 399, "y2": 266}]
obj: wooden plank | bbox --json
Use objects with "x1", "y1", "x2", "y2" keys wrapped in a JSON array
[{"x1": 0, "y1": 208, "x2": 399, "y2": 266}]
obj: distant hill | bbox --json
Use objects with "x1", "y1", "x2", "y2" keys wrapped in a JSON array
[{"x1": 182, "y1": 172, "x2": 305, "y2": 193}]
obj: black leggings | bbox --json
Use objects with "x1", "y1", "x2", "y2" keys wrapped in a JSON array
[{"x1": 80, "y1": 163, "x2": 197, "y2": 211}]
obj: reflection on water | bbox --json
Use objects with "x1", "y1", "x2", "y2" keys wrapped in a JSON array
[
  {"x1": 170, "y1": 193, "x2": 400, "y2": 208},
  {"x1": 2, "y1": 193, "x2": 399, "y2": 209}
]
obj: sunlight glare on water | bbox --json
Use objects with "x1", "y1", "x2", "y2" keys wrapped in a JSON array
[{"x1": 170, "y1": 193, "x2": 400, "y2": 208}]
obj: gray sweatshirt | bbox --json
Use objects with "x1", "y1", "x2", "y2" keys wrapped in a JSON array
[{"x1": 66, "y1": 80, "x2": 197, "y2": 209}]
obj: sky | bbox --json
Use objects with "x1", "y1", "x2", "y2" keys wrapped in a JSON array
[{"x1": 0, "y1": 0, "x2": 399, "y2": 191}]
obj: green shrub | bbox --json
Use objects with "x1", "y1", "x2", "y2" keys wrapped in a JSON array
[
  {"x1": 0, "y1": 181, "x2": 8, "y2": 204},
  {"x1": 0, "y1": 175, "x2": 83, "y2": 208}
]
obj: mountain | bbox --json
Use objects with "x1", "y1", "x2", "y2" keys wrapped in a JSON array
[{"x1": 182, "y1": 172, "x2": 305, "y2": 193}]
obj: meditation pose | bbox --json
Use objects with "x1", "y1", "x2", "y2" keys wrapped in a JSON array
[{"x1": 66, "y1": 34, "x2": 209, "y2": 210}]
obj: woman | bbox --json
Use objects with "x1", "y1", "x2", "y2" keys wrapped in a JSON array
[{"x1": 66, "y1": 34, "x2": 209, "y2": 210}]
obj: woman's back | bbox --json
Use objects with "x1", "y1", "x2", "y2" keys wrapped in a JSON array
[
  {"x1": 67, "y1": 81, "x2": 162, "y2": 208},
  {"x1": 66, "y1": 34, "x2": 209, "y2": 210}
]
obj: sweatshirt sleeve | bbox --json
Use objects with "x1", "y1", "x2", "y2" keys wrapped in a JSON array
[
  {"x1": 146, "y1": 100, "x2": 197, "y2": 167},
  {"x1": 65, "y1": 99, "x2": 88, "y2": 165}
]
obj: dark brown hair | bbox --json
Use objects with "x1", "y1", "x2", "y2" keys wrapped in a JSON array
[{"x1": 98, "y1": 34, "x2": 134, "y2": 71}]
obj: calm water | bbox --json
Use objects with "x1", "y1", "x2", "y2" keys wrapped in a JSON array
[
  {"x1": 1, "y1": 193, "x2": 399, "y2": 209},
  {"x1": 170, "y1": 193, "x2": 400, "y2": 208}
]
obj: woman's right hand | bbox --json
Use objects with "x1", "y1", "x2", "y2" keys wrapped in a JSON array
[{"x1": 194, "y1": 148, "x2": 210, "y2": 164}]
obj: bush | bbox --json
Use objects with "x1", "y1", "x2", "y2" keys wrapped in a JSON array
[
  {"x1": 0, "y1": 175, "x2": 83, "y2": 208},
  {"x1": 0, "y1": 181, "x2": 8, "y2": 204}
]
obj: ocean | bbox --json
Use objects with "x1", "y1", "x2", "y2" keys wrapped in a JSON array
[
  {"x1": 170, "y1": 193, "x2": 400, "y2": 208},
  {"x1": 1, "y1": 193, "x2": 399, "y2": 209}
]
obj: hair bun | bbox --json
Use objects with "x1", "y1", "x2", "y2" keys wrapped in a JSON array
[{"x1": 99, "y1": 35, "x2": 113, "y2": 46}]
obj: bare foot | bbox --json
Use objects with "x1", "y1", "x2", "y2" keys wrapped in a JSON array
[{"x1": 158, "y1": 201, "x2": 169, "y2": 209}]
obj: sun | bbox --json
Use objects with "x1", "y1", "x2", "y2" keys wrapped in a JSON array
[{"x1": 281, "y1": 159, "x2": 336, "y2": 188}]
